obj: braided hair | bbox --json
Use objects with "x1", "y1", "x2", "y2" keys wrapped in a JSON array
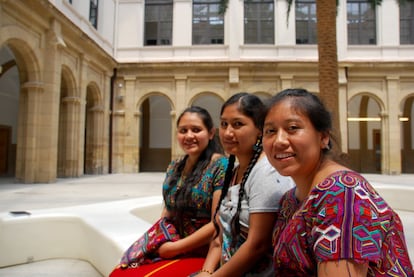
[
  {"x1": 213, "y1": 93, "x2": 266, "y2": 248},
  {"x1": 163, "y1": 106, "x2": 223, "y2": 236}
]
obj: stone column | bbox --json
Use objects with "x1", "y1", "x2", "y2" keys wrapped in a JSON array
[
  {"x1": 123, "y1": 77, "x2": 139, "y2": 173},
  {"x1": 111, "y1": 109, "x2": 125, "y2": 173},
  {"x1": 172, "y1": 75, "x2": 188, "y2": 160},
  {"x1": 16, "y1": 81, "x2": 43, "y2": 183},
  {"x1": 385, "y1": 76, "x2": 401, "y2": 174},
  {"x1": 338, "y1": 67, "x2": 349, "y2": 153},
  {"x1": 61, "y1": 96, "x2": 82, "y2": 177},
  {"x1": 134, "y1": 110, "x2": 142, "y2": 172},
  {"x1": 90, "y1": 105, "x2": 105, "y2": 174}
]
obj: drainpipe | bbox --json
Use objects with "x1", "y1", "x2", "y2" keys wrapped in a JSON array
[{"x1": 109, "y1": 68, "x2": 117, "y2": 173}]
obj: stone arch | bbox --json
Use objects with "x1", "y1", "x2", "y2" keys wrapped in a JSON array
[
  {"x1": 190, "y1": 92, "x2": 225, "y2": 151},
  {"x1": 138, "y1": 92, "x2": 174, "y2": 172},
  {"x1": 84, "y1": 82, "x2": 104, "y2": 174},
  {"x1": 190, "y1": 92, "x2": 225, "y2": 128},
  {"x1": 347, "y1": 93, "x2": 384, "y2": 173},
  {"x1": 401, "y1": 93, "x2": 414, "y2": 173},
  {"x1": 0, "y1": 25, "x2": 42, "y2": 83},
  {"x1": 58, "y1": 66, "x2": 81, "y2": 177},
  {"x1": 0, "y1": 35, "x2": 43, "y2": 182},
  {"x1": 0, "y1": 45, "x2": 19, "y2": 177}
]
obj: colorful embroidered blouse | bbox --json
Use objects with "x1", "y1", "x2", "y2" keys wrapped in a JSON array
[
  {"x1": 163, "y1": 155, "x2": 228, "y2": 221},
  {"x1": 272, "y1": 170, "x2": 413, "y2": 277}
]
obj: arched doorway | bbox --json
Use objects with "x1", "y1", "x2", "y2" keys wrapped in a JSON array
[
  {"x1": 347, "y1": 94, "x2": 382, "y2": 173},
  {"x1": 192, "y1": 93, "x2": 223, "y2": 127},
  {"x1": 84, "y1": 83, "x2": 103, "y2": 174},
  {"x1": 192, "y1": 93, "x2": 224, "y2": 151},
  {"x1": 0, "y1": 46, "x2": 19, "y2": 177},
  {"x1": 58, "y1": 67, "x2": 81, "y2": 177},
  {"x1": 139, "y1": 95, "x2": 172, "y2": 172},
  {"x1": 401, "y1": 96, "x2": 414, "y2": 173}
]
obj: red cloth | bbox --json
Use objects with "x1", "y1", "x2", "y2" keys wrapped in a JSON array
[{"x1": 110, "y1": 257, "x2": 205, "y2": 277}]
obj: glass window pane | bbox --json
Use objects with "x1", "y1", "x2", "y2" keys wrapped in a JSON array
[
  {"x1": 347, "y1": 0, "x2": 376, "y2": 45},
  {"x1": 244, "y1": 0, "x2": 274, "y2": 44},
  {"x1": 295, "y1": 0, "x2": 316, "y2": 45},
  {"x1": 400, "y1": 1, "x2": 414, "y2": 44},
  {"x1": 144, "y1": 0, "x2": 173, "y2": 46},
  {"x1": 193, "y1": 0, "x2": 224, "y2": 45}
]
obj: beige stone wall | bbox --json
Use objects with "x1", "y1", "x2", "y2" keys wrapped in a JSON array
[
  {"x1": 0, "y1": 0, "x2": 116, "y2": 182},
  {"x1": 1, "y1": 1, "x2": 413, "y2": 183}
]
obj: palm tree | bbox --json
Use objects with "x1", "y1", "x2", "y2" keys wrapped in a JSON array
[
  {"x1": 286, "y1": 0, "x2": 396, "y2": 156},
  {"x1": 219, "y1": 0, "x2": 388, "y2": 155}
]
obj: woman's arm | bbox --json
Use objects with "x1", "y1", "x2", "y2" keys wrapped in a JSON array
[
  {"x1": 318, "y1": 260, "x2": 368, "y2": 277},
  {"x1": 158, "y1": 189, "x2": 222, "y2": 258},
  {"x1": 211, "y1": 212, "x2": 276, "y2": 277},
  {"x1": 194, "y1": 186, "x2": 224, "y2": 276},
  {"x1": 160, "y1": 206, "x2": 170, "y2": 218}
]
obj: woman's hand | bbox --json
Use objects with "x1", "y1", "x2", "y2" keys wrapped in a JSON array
[
  {"x1": 157, "y1": 241, "x2": 180, "y2": 258},
  {"x1": 191, "y1": 272, "x2": 213, "y2": 277}
]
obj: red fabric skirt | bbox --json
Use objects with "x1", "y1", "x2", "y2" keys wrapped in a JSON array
[{"x1": 109, "y1": 257, "x2": 205, "y2": 277}]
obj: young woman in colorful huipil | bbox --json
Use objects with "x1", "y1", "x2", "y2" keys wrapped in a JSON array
[
  {"x1": 110, "y1": 106, "x2": 228, "y2": 277},
  {"x1": 262, "y1": 88, "x2": 413, "y2": 276}
]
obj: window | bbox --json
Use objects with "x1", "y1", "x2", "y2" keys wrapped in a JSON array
[
  {"x1": 89, "y1": 0, "x2": 98, "y2": 29},
  {"x1": 193, "y1": 0, "x2": 224, "y2": 45},
  {"x1": 145, "y1": 0, "x2": 173, "y2": 45},
  {"x1": 244, "y1": 0, "x2": 274, "y2": 44},
  {"x1": 295, "y1": 0, "x2": 317, "y2": 44},
  {"x1": 400, "y1": 0, "x2": 414, "y2": 44},
  {"x1": 347, "y1": 0, "x2": 376, "y2": 45}
]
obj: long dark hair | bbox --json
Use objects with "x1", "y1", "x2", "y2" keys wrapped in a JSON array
[
  {"x1": 163, "y1": 106, "x2": 222, "y2": 235},
  {"x1": 213, "y1": 93, "x2": 265, "y2": 247}
]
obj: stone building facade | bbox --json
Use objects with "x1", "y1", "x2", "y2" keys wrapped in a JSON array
[{"x1": 0, "y1": 0, "x2": 413, "y2": 183}]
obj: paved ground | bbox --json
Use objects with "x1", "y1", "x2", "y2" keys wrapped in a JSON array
[{"x1": 0, "y1": 173, "x2": 413, "y2": 276}]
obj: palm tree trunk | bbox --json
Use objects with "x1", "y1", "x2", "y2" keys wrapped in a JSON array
[{"x1": 316, "y1": 0, "x2": 342, "y2": 153}]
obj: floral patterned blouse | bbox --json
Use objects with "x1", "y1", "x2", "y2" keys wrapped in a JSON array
[{"x1": 163, "y1": 155, "x2": 228, "y2": 221}]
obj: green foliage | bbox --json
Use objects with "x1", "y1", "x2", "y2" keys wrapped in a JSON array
[{"x1": 219, "y1": 0, "x2": 229, "y2": 15}]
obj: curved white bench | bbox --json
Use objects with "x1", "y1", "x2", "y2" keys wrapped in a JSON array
[
  {"x1": 1, "y1": 185, "x2": 413, "y2": 275},
  {"x1": 0, "y1": 196, "x2": 163, "y2": 276},
  {"x1": 372, "y1": 184, "x2": 414, "y2": 212}
]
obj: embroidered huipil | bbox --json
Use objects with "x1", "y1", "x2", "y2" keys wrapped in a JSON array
[{"x1": 272, "y1": 170, "x2": 413, "y2": 276}]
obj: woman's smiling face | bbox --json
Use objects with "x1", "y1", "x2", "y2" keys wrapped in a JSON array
[
  {"x1": 219, "y1": 103, "x2": 261, "y2": 158},
  {"x1": 262, "y1": 98, "x2": 328, "y2": 179},
  {"x1": 177, "y1": 112, "x2": 214, "y2": 158}
]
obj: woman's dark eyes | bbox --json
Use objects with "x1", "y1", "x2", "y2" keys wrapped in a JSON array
[
  {"x1": 192, "y1": 128, "x2": 202, "y2": 133},
  {"x1": 220, "y1": 121, "x2": 243, "y2": 128}
]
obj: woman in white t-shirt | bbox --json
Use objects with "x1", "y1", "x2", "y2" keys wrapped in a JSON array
[{"x1": 194, "y1": 92, "x2": 294, "y2": 277}]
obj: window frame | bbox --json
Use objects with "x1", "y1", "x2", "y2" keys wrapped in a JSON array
[
  {"x1": 144, "y1": 0, "x2": 173, "y2": 46},
  {"x1": 192, "y1": 0, "x2": 224, "y2": 45},
  {"x1": 243, "y1": 0, "x2": 275, "y2": 44},
  {"x1": 89, "y1": 0, "x2": 99, "y2": 29},
  {"x1": 347, "y1": 0, "x2": 377, "y2": 45},
  {"x1": 400, "y1": 0, "x2": 414, "y2": 45},
  {"x1": 295, "y1": 0, "x2": 317, "y2": 45}
]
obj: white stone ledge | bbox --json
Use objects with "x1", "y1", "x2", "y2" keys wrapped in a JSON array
[{"x1": 0, "y1": 196, "x2": 163, "y2": 276}]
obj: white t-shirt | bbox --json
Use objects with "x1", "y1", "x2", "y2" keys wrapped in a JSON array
[{"x1": 219, "y1": 155, "x2": 294, "y2": 276}]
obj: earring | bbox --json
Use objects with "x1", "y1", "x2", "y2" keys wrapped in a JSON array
[{"x1": 253, "y1": 137, "x2": 262, "y2": 152}]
